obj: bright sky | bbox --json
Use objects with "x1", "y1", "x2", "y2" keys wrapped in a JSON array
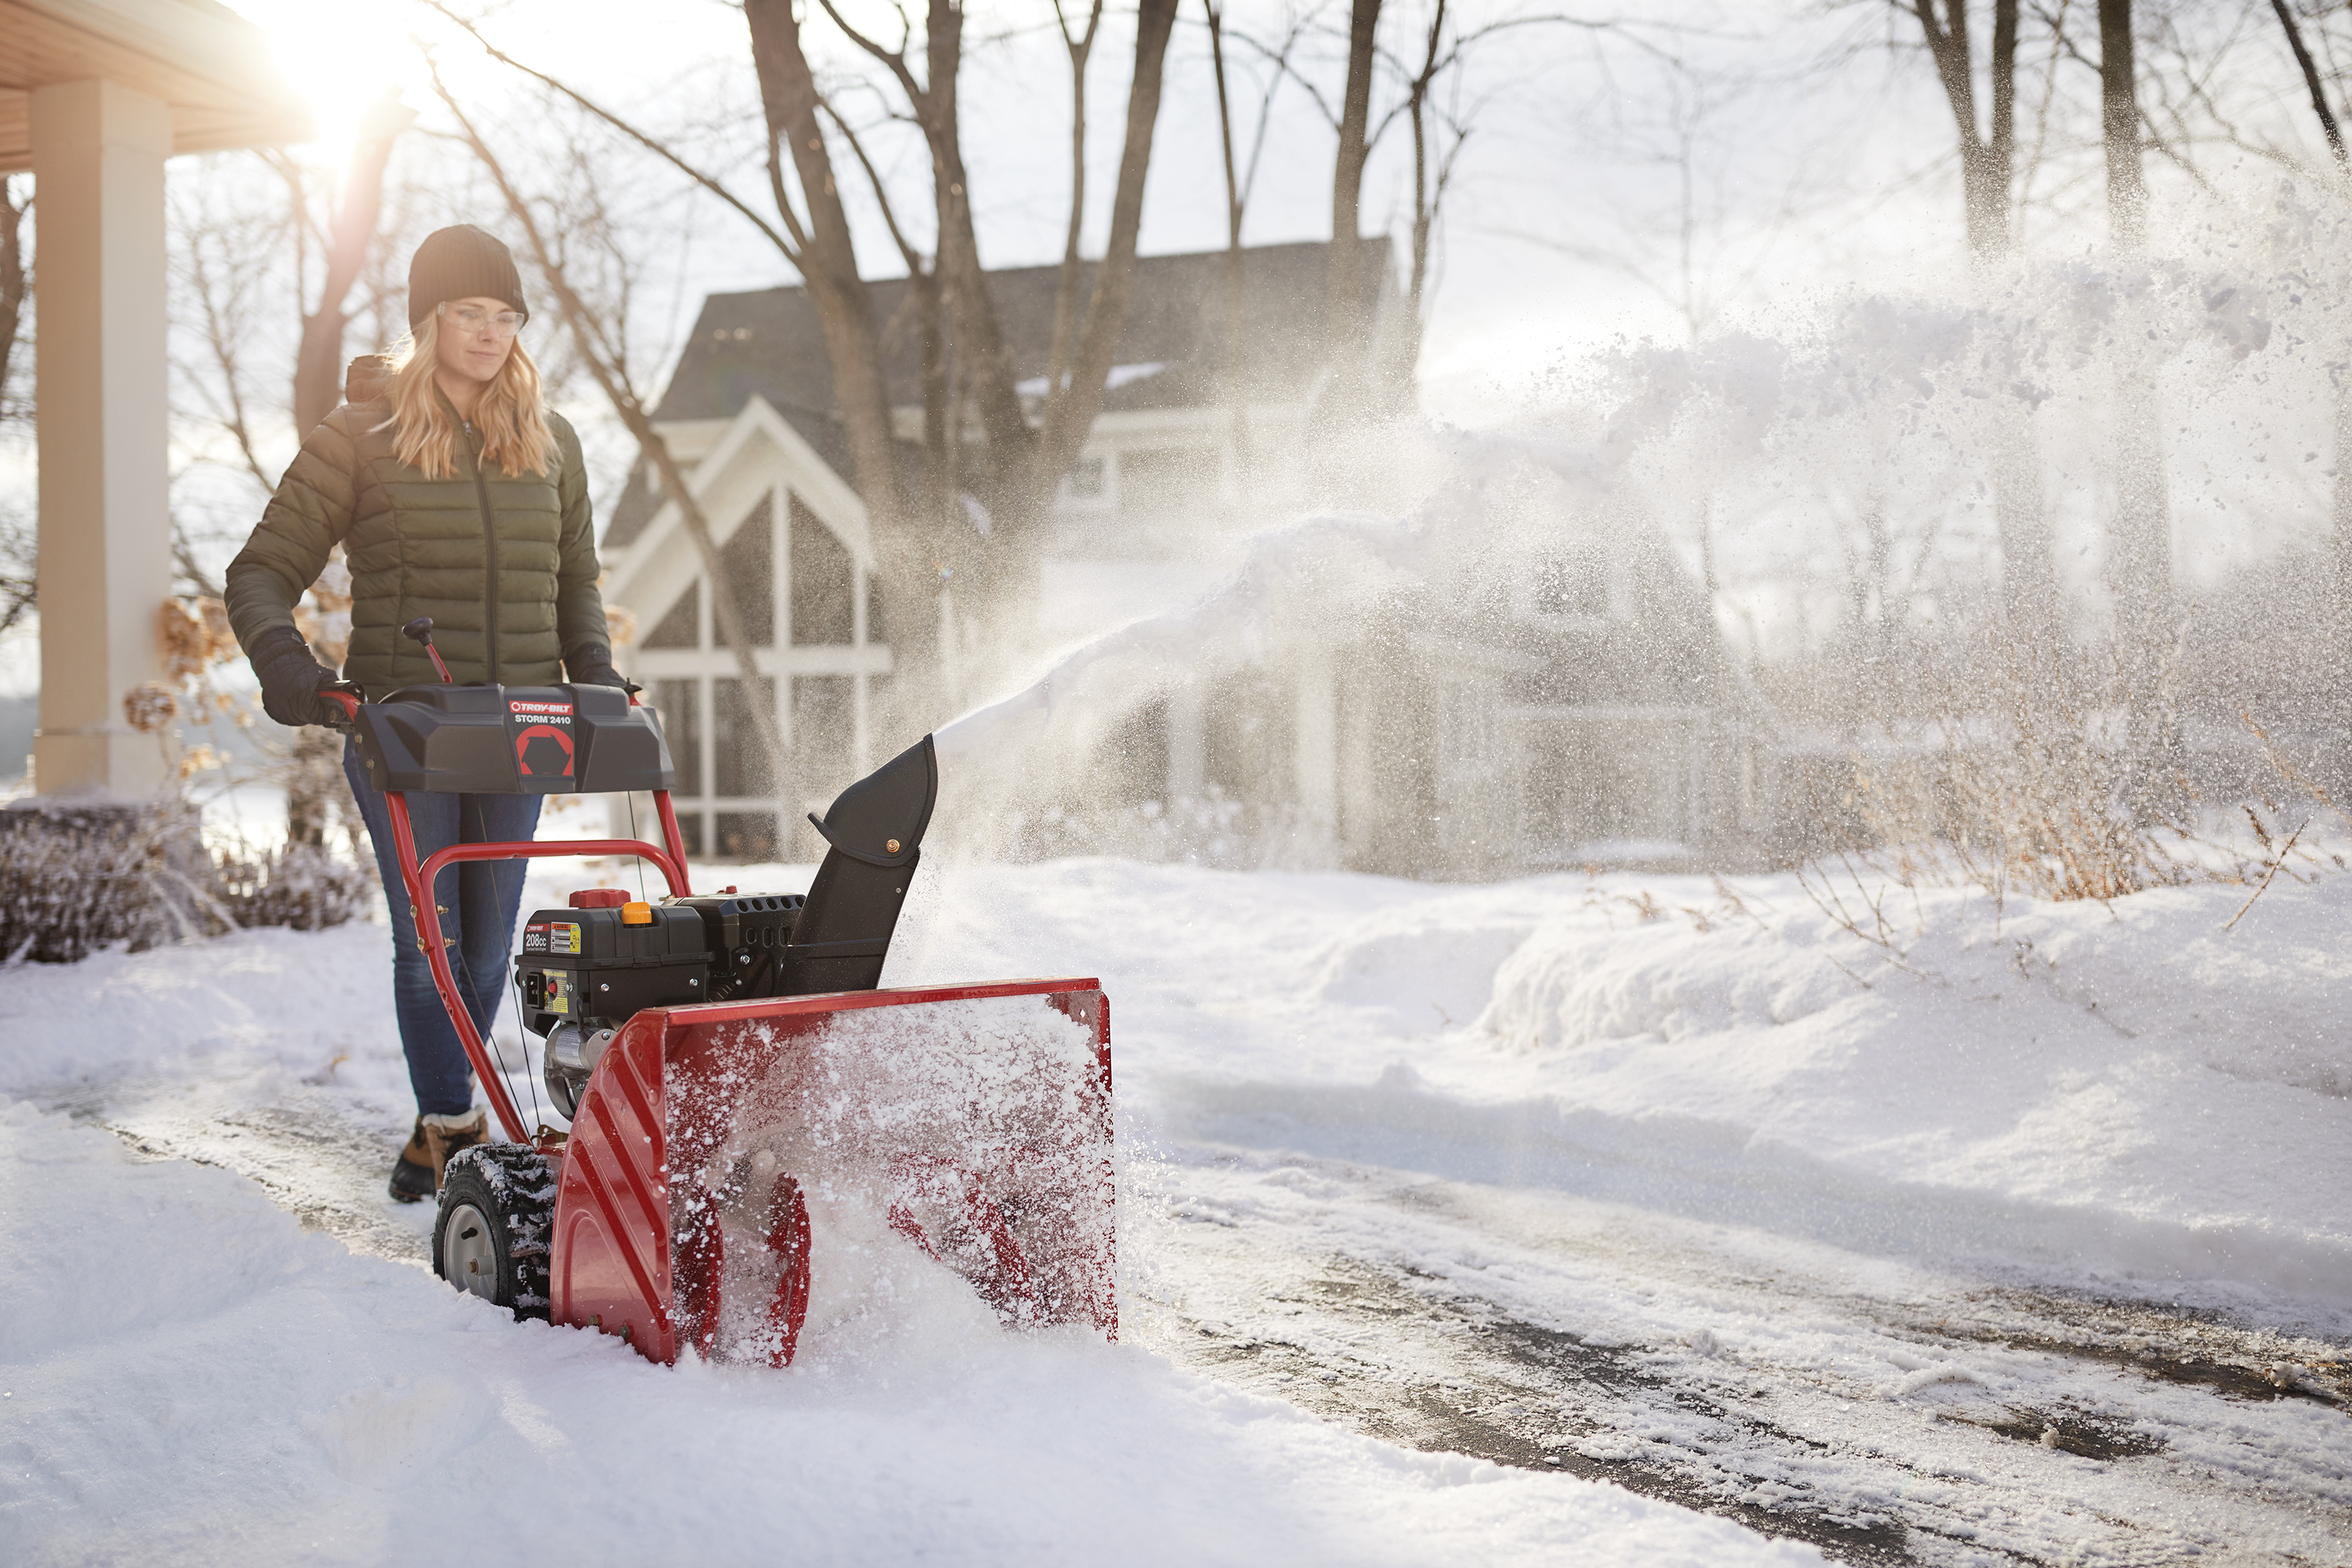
[{"x1": 212, "y1": 0, "x2": 1964, "y2": 423}]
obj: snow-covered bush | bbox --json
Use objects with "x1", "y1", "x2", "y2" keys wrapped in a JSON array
[
  {"x1": 211, "y1": 840, "x2": 376, "y2": 932},
  {"x1": 0, "y1": 799, "x2": 374, "y2": 963},
  {"x1": 0, "y1": 800, "x2": 227, "y2": 962}
]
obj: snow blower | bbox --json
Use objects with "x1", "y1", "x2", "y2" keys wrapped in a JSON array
[{"x1": 328, "y1": 620, "x2": 1114, "y2": 1366}]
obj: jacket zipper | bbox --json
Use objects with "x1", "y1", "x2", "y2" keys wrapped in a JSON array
[{"x1": 466, "y1": 419, "x2": 499, "y2": 682}]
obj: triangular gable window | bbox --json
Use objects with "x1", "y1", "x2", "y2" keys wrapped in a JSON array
[{"x1": 643, "y1": 581, "x2": 699, "y2": 648}]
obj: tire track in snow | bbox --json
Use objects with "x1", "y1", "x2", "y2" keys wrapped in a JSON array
[
  {"x1": 1131, "y1": 1146, "x2": 2352, "y2": 1568},
  {"x1": 42, "y1": 1075, "x2": 435, "y2": 1269}
]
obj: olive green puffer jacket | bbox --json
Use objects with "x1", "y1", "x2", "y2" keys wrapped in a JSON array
[{"x1": 226, "y1": 375, "x2": 609, "y2": 695}]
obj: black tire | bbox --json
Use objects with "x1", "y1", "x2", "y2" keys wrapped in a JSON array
[{"x1": 432, "y1": 1143, "x2": 556, "y2": 1320}]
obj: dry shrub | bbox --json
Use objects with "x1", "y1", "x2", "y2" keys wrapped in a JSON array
[
  {"x1": 0, "y1": 801, "x2": 227, "y2": 962},
  {"x1": 1820, "y1": 631, "x2": 2230, "y2": 906}
]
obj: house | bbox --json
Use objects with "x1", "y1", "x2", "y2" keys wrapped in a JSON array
[
  {"x1": 598, "y1": 239, "x2": 1396, "y2": 859},
  {"x1": 602, "y1": 239, "x2": 1773, "y2": 873}
]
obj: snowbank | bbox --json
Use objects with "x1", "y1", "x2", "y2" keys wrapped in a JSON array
[
  {"x1": 887, "y1": 859, "x2": 2352, "y2": 1327},
  {"x1": 6, "y1": 851, "x2": 2348, "y2": 1559}
]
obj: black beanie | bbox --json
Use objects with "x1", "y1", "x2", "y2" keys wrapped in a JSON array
[{"x1": 407, "y1": 225, "x2": 528, "y2": 329}]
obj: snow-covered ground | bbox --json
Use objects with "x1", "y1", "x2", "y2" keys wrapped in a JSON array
[{"x1": 4, "y1": 854, "x2": 2350, "y2": 1564}]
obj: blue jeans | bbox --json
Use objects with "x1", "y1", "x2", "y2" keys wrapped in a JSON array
[{"x1": 343, "y1": 737, "x2": 543, "y2": 1117}]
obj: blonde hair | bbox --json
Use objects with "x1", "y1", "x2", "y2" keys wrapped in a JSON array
[{"x1": 379, "y1": 310, "x2": 556, "y2": 481}]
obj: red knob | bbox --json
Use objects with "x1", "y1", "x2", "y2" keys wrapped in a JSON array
[{"x1": 568, "y1": 887, "x2": 629, "y2": 909}]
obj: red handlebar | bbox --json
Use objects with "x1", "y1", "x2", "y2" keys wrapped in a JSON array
[{"x1": 339, "y1": 686, "x2": 691, "y2": 1142}]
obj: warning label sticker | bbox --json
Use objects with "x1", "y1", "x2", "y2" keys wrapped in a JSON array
[
  {"x1": 525, "y1": 921, "x2": 581, "y2": 955},
  {"x1": 546, "y1": 971, "x2": 570, "y2": 1015}
]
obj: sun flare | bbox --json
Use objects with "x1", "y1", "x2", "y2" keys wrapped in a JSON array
[{"x1": 225, "y1": 0, "x2": 422, "y2": 169}]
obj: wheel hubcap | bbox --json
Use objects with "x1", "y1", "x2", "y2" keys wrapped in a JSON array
[{"x1": 442, "y1": 1201, "x2": 499, "y2": 1301}]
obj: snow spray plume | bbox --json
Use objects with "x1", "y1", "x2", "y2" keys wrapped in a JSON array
[{"x1": 917, "y1": 181, "x2": 2352, "y2": 877}]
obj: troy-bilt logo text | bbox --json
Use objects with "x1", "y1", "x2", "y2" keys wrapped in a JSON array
[{"x1": 510, "y1": 698, "x2": 576, "y2": 778}]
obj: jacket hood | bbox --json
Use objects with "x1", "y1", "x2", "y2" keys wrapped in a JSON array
[{"x1": 344, "y1": 354, "x2": 394, "y2": 405}]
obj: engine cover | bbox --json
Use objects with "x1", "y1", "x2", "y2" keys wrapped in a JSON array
[
  {"x1": 673, "y1": 891, "x2": 805, "y2": 1001},
  {"x1": 514, "y1": 897, "x2": 712, "y2": 1037}
]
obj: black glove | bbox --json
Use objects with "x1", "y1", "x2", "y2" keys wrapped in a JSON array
[
  {"x1": 566, "y1": 644, "x2": 638, "y2": 695},
  {"x1": 249, "y1": 626, "x2": 337, "y2": 728}
]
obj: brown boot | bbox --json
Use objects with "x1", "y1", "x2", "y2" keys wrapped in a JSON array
[
  {"x1": 421, "y1": 1109, "x2": 490, "y2": 1193},
  {"x1": 389, "y1": 1117, "x2": 435, "y2": 1204}
]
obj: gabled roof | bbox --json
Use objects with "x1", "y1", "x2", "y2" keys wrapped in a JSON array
[
  {"x1": 652, "y1": 238, "x2": 1394, "y2": 426},
  {"x1": 605, "y1": 397, "x2": 862, "y2": 552}
]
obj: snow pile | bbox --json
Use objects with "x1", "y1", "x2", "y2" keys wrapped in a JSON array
[
  {"x1": 1457, "y1": 873, "x2": 2352, "y2": 1304},
  {"x1": 887, "y1": 859, "x2": 2352, "y2": 1327},
  {"x1": 7, "y1": 848, "x2": 2350, "y2": 1559},
  {"x1": 0, "y1": 1102, "x2": 1817, "y2": 1566}
]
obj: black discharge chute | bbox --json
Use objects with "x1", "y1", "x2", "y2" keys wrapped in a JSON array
[{"x1": 786, "y1": 733, "x2": 938, "y2": 995}]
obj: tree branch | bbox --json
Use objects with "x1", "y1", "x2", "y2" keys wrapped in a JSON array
[{"x1": 419, "y1": 0, "x2": 808, "y2": 263}]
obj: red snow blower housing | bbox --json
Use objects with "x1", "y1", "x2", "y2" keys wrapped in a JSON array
[{"x1": 332, "y1": 631, "x2": 1113, "y2": 1367}]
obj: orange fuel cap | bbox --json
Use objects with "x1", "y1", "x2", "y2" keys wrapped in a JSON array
[{"x1": 621, "y1": 901, "x2": 653, "y2": 925}]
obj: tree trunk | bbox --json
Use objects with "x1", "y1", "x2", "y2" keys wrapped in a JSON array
[
  {"x1": 1321, "y1": 0, "x2": 1382, "y2": 427},
  {"x1": 2271, "y1": 0, "x2": 2352, "y2": 788},
  {"x1": 2098, "y1": 0, "x2": 2147, "y2": 254},
  {"x1": 1908, "y1": 4, "x2": 2054, "y2": 642},
  {"x1": 292, "y1": 93, "x2": 411, "y2": 439},
  {"x1": 1046, "y1": 1, "x2": 1104, "y2": 409},
  {"x1": 2097, "y1": 0, "x2": 2178, "y2": 805},
  {"x1": 743, "y1": 0, "x2": 938, "y2": 717},
  {"x1": 1206, "y1": 0, "x2": 1251, "y2": 481},
  {"x1": 1022, "y1": 0, "x2": 1180, "y2": 497}
]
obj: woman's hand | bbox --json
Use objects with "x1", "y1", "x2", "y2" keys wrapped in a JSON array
[
  {"x1": 248, "y1": 626, "x2": 339, "y2": 728},
  {"x1": 565, "y1": 645, "x2": 638, "y2": 695}
]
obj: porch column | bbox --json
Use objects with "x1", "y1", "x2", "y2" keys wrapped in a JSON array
[{"x1": 31, "y1": 78, "x2": 173, "y2": 798}]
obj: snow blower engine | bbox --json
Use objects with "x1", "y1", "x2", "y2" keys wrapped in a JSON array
[
  {"x1": 511, "y1": 735, "x2": 933, "y2": 1122},
  {"x1": 330, "y1": 618, "x2": 1114, "y2": 1368}
]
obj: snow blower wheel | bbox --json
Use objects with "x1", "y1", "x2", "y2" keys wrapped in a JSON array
[{"x1": 433, "y1": 1144, "x2": 555, "y2": 1319}]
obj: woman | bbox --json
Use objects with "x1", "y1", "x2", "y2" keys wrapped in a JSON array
[{"x1": 227, "y1": 225, "x2": 628, "y2": 1203}]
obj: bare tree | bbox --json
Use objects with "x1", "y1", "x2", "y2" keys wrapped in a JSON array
[
  {"x1": 1051, "y1": 0, "x2": 1108, "y2": 411},
  {"x1": 2094, "y1": 0, "x2": 2180, "y2": 804},
  {"x1": 2270, "y1": 0, "x2": 2352, "y2": 787},
  {"x1": 2099, "y1": 0, "x2": 2150, "y2": 252},
  {"x1": 2270, "y1": 0, "x2": 2347, "y2": 166},
  {"x1": 429, "y1": 0, "x2": 1182, "y2": 713},
  {"x1": 1204, "y1": 1, "x2": 1307, "y2": 481},
  {"x1": 1907, "y1": 1, "x2": 2024, "y2": 257},
  {"x1": 1893, "y1": 2, "x2": 2059, "y2": 642},
  {"x1": 1323, "y1": 0, "x2": 1384, "y2": 423},
  {"x1": 290, "y1": 93, "x2": 415, "y2": 439}
]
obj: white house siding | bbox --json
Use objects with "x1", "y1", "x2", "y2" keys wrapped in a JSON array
[{"x1": 601, "y1": 397, "x2": 891, "y2": 860}]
